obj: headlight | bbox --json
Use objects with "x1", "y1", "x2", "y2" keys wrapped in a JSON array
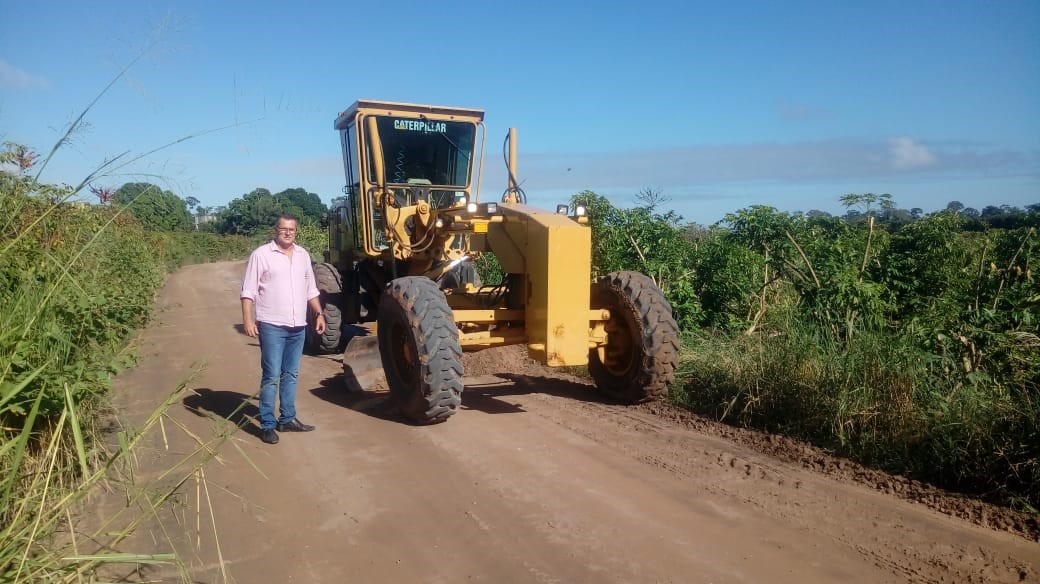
[
  {"x1": 574, "y1": 205, "x2": 587, "y2": 217},
  {"x1": 435, "y1": 218, "x2": 444, "y2": 228},
  {"x1": 467, "y1": 202, "x2": 478, "y2": 213},
  {"x1": 485, "y1": 202, "x2": 498, "y2": 214},
  {"x1": 556, "y1": 204, "x2": 569, "y2": 214}
]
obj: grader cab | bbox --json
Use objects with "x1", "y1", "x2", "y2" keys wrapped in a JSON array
[{"x1": 308, "y1": 99, "x2": 679, "y2": 424}]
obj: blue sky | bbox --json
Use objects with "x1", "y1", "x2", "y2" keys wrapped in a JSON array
[{"x1": 1, "y1": 0, "x2": 1037, "y2": 224}]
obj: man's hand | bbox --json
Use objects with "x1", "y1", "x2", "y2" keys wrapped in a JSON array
[
  {"x1": 308, "y1": 298, "x2": 326, "y2": 335},
  {"x1": 241, "y1": 298, "x2": 258, "y2": 337}
]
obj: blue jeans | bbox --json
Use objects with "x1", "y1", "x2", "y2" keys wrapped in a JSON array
[{"x1": 257, "y1": 322, "x2": 306, "y2": 430}]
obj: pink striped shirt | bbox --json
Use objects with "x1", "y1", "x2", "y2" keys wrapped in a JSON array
[{"x1": 240, "y1": 241, "x2": 320, "y2": 328}]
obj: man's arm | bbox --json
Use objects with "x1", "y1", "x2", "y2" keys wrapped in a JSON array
[
  {"x1": 242, "y1": 298, "x2": 258, "y2": 337},
  {"x1": 308, "y1": 296, "x2": 326, "y2": 334}
]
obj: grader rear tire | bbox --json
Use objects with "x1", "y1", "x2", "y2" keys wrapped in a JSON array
[
  {"x1": 589, "y1": 271, "x2": 680, "y2": 403},
  {"x1": 377, "y1": 277, "x2": 464, "y2": 424},
  {"x1": 306, "y1": 262, "x2": 345, "y2": 354}
]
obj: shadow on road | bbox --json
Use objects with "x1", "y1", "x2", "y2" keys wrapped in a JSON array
[
  {"x1": 310, "y1": 377, "x2": 407, "y2": 424},
  {"x1": 310, "y1": 370, "x2": 609, "y2": 424},
  {"x1": 232, "y1": 324, "x2": 260, "y2": 348},
  {"x1": 485, "y1": 373, "x2": 606, "y2": 404},
  {"x1": 183, "y1": 387, "x2": 261, "y2": 437}
]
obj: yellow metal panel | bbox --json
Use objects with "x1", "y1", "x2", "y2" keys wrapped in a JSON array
[
  {"x1": 491, "y1": 204, "x2": 591, "y2": 367},
  {"x1": 452, "y1": 309, "x2": 525, "y2": 322},
  {"x1": 486, "y1": 217, "x2": 528, "y2": 274},
  {"x1": 458, "y1": 328, "x2": 527, "y2": 351}
]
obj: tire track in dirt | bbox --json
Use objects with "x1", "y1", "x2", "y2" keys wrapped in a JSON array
[{"x1": 463, "y1": 346, "x2": 1037, "y2": 583}]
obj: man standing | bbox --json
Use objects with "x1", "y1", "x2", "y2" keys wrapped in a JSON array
[{"x1": 241, "y1": 214, "x2": 325, "y2": 444}]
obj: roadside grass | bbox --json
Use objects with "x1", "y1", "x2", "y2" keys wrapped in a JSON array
[
  {"x1": 154, "y1": 231, "x2": 256, "y2": 271},
  {"x1": 2, "y1": 375, "x2": 240, "y2": 583},
  {"x1": 570, "y1": 195, "x2": 1038, "y2": 512},
  {"x1": 1, "y1": 144, "x2": 254, "y2": 581},
  {"x1": 671, "y1": 312, "x2": 1040, "y2": 512}
]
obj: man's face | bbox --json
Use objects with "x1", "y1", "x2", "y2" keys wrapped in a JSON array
[{"x1": 274, "y1": 219, "x2": 297, "y2": 248}]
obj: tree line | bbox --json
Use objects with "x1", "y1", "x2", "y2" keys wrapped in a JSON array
[
  {"x1": 800, "y1": 192, "x2": 1039, "y2": 231},
  {"x1": 105, "y1": 182, "x2": 328, "y2": 236}
]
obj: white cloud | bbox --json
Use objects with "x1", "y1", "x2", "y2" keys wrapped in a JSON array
[
  {"x1": 889, "y1": 136, "x2": 938, "y2": 170},
  {"x1": 0, "y1": 59, "x2": 48, "y2": 89},
  {"x1": 511, "y1": 138, "x2": 1030, "y2": 196}
]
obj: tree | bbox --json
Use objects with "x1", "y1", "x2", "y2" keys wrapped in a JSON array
[
  {"x1": 634, "y1": 187, "x2": 669, "y2": 214},
  {"x1": 981, "y1": 205, "x2": 1003, "y2": 218},
  {"x1": 216, "y1": 187, "x2": 328, "y2": 236},
  {"x1": 112, "y1": 182, "x2": 193, "y2": 232},
  {"x1": 882, "y1": 207, "x2": 914, "y2": 225},
  {"x1": 570, "y1": 190, "x2": 701, "y2": 328},
  {"x1": 946, "y1": 200, "x2": 964, "y2": 213},
  {"x1": 840, "y1": 193, "x2": 895, "y2": 218},
  {"x1": 185, "y1": 196, "x2": 200, "y2": 212},
  {"x1": 276, "y1": 188, "x2": 327, "y2": 226}
]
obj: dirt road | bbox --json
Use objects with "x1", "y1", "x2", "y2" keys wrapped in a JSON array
[{"x1": 107, "y1": 260, "x2": 1039, "y2": 583}]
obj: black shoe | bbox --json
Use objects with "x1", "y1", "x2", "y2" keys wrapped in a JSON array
[
  {"x1": 260, "y1": 428, "x2": 279, "y2": 444},
  {"x1": 277, "y1": 418, "x2": 315, "y2": 432}
]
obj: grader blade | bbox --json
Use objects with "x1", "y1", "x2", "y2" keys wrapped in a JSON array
[{"x1": 341, "y1": 333, "x2": 385, "y2": 391}]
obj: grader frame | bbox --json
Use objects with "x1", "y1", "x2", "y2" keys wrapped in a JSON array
[{"x1": 309, "y1": 99, "x2": 679, "y2": 424}]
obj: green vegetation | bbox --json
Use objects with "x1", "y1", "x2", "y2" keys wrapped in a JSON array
[
  {"x1": 113, "y1": 182, "x2": 194, "y2": 232},
  {"x1": 98, "y1": 179, "x2": 331, "y2": 261},
  {"x1": 209, "y1": 187, "x2": 327, "y2": 236},
  {"x1": 293, "y1": 221, "x2": 331, "y2": 264},
  {"x1": 574, "y1": 190, "x2": 1039, "y2": 511},
  {"x1": 0, "y1": 143, "x2": 254, "y2": 581},
  {"x1": 186, "y1": 186, "x2": 329, "y2": 261}
]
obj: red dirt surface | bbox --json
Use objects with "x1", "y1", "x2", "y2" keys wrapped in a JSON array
[{"x1": 99, "y1": 261, "x2": 1039, "y2": 583}]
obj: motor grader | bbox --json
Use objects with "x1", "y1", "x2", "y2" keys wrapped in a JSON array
[{"x1": 308, "y1": 99, "x2": 679, "y2": 424}]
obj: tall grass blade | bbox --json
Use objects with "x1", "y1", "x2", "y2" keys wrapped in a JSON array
[
  {"x1": 62, "y1": 553, "x2": 177, "y2": 565},
  {"x1": 63, "y1": 382, "x2": 90, "y2": 479},
  {"x1": 0, "y1": 362, "x2": 48, "y2": 413},
  {"x1": 0, "y1": 384, "x2": 46, "y2": 503},
  {"x1": 15, "y1": 409, "x2": 67, "y2": 581}
]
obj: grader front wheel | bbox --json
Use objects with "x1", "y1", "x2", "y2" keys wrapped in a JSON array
[
  {"x1": 590, "y1": 271, "x2": 680, "y2": 403},
  {"x1": 377, "y1": 277, "x2": 464, "y2": 424}
]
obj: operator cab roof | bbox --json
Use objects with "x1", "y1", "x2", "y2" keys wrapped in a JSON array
[{"x1": 335, "y1": 99, "x2": 485, "y2": 130}]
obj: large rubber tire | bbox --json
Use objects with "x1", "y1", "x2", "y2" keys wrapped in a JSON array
[
  {"x1": 306, "y1": 263, "x2": 345, "y2": 354},
  {"x1": 377, "y1": 277, "x2": 464, "y2": 424},
  {"x1": 589, "y1": 271, "x2": 680, "y2": 403}
]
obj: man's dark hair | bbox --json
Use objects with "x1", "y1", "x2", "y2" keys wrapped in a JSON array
[{"x1": 275, "y1": 213, "x2": 299, "y2": 225}]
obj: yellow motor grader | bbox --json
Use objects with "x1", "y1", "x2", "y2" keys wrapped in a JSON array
[{"x1": 308, "y1": 99, "x2": 679, "y2": 424}]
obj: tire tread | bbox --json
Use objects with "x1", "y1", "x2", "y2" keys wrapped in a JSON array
[{"x1": 589, "y1": 271, "x2": 680, "y2": 403}]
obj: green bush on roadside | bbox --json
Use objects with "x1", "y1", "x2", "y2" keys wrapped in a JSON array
[
  {"x1": 578, "y1": 192, "x2": 1038, "y2": 511},
  {"x1": 0, "y1": 143, "x2": 253, "y2": 581}
]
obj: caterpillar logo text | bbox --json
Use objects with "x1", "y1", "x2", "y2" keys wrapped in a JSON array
[{"x1": 394, "y1": 119, "x2": 447, "y2": 133}]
